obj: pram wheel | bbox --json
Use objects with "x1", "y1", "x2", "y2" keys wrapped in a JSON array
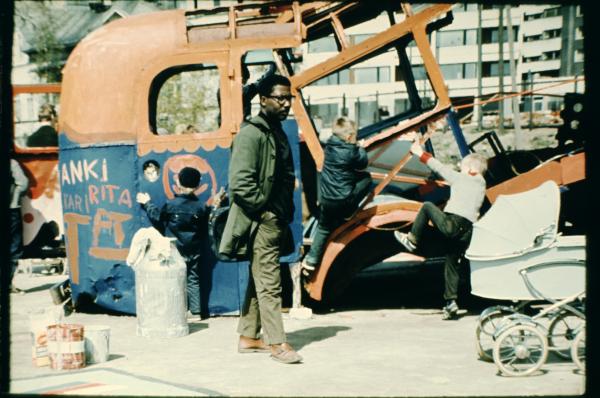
[
  {"x1": 476, "y1": 306, "x2": 516, "y2": 362},
  {"x1": 493, "y1": 323, "x2": 548, "y2": 377},
  {"x1": 548, "y1": 311, "x2": 584, "y2": 360},
  {"x1": 570, "y1": 326, "x2": 585, "y2": 373}
]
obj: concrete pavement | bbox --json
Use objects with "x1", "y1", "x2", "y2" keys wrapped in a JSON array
[{"x1": 8, "y1": 270, "x2": 586, "y2": 396}]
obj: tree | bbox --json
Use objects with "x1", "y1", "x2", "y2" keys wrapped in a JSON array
[{"x1": 15, "y1": 2, "x2": 65, "y2": 83}]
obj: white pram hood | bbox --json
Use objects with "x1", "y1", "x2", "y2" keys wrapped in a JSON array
[{"x1": 466, "y1": 180, "x2": 560, "y2": 260}]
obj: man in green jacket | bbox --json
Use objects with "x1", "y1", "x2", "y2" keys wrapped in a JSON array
[{"x1": 219, "y1": 74, "x2": 302, "y2": 364}]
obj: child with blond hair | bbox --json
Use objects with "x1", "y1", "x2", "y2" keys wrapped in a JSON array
[
  {"x1": 301, "y1": 116, "x2": 372, "y2": 277},
  {"x1": 395, "y1": 132, "x2": 488, "y2": 319}
]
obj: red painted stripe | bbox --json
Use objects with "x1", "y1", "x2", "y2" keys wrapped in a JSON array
[{"x1": 41, "y1": 382, "x2": 104, "y2": 395}]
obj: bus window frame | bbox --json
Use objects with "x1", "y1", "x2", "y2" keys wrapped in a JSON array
[
  {"x1": 135, "y1": 51, "x2": 232, "y2": 153},
  {"x1": 12, "y1": 83, "x2": 61, "y2": 155}
]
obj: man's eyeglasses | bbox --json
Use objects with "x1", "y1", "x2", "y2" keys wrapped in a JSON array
[{"x1": 267, "y1": 95, "x2": 293, "y2": 104}]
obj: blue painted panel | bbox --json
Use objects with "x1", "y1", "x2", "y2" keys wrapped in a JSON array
[
  {"x1": 281, "y1": 119, "x2": 303, "y2": 264},
  {"x1": 59, "y1": 122, "x2": 304, "y2": 316},
  {"x1": 138, "y1": 146, "x2": 245, "y2": 315},
  {"x1": 59, "y1": 133, "x2": 139, "y2": 314}
]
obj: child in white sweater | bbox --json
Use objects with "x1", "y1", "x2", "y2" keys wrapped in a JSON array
[{"x1": 395, "y1": 132, "x2": 488, "y2": 319}]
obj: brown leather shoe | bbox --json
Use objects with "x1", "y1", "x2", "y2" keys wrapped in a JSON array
[
  {"x1": 238, "y1": 335, "x2": 270, "y2": 353},
  {"x1": 270, "y1": 343, "x2": 303, "y2": 364}
]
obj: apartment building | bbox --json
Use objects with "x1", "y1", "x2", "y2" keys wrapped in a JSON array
[{"x1": 300, "y1": 3, "x2": 584, "y2": 129}]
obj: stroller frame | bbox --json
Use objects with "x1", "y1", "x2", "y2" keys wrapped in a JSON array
[{"x1": 466, "y1": 181, "x2": 586, "y2": 377}]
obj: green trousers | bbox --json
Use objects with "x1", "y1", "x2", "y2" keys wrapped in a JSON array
[{"x1": 237, "y1": 211, "x2": 286, "y2": 345}]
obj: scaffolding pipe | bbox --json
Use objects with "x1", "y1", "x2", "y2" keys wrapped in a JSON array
[
  {"x1": 506, "y1": 5, "x2": 523, "y2": 149},
  {"x1": 498, "y1": 6, "x2": 505, "y2": 135}
]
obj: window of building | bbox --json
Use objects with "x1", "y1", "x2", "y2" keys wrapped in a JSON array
[
  {"x1": 524, "y1": 34, "x2": 543, "y2": 42},
  {"x1": 524, "y1": 12, "x2": 542, "y2": 21},
  {"x1": 355, "y1": 100, "x2": 378, "y2": 128},
  {"x1": 307, "y1": 35, "x2": 338, "y2": 53},
  {"x1": 483, "y1": 61, "x2": 510, "y2": 77},
  {"x1": 352, "y1": 34, "x2": 373, "y2": 45},
  {"x1": 354, "y1": 67, "x2": 390, "y2": 84},
  {"x1": 482, "y1": 4, "x2": 503, "y2": 10},
  {"x1": 523, "y1": 56, "x2": 541, "y2": 63},
  {"x1": 548, "y1": 99, "x2": 562, "y2": 112},
  {"x1": 533, "y1": 96, "x2": 543, "y2": 112},
  {"x1": 411, "y1": 65, "x2": 428, "y2": 80},
  {"x1": 309, "y1": 103, "x2": 339, "y2": 130},
  {"x1": 482, "y1": 27, "x2": 519, "y2": 44},
  {"x1": 574, "y1": 49, "x2": 584, "y2": 63},
  {"x1": 440, "y1": 63, "x2": 478, "y2": 80},
  {"x1": 437, "y1": 30, "x2": 464, "y2": 47},
  {"x1": 354, "y1": 67, "x2": 377, "y2": 84},
  {"x1": 339, "y1": 69, "x2": 350, "y2": 84},
  {"x1": 440, "y1": 64, "x2": 463, "y2": 80},
  {"x1": 394, "y1": 98, "x2": 411, "y2": 114},
  {"x1": 464, "y1": 63, "x2": 477, "y2": 79},
  {"x1": 539, "y1": 69, "x2": 560, "y2": 78},
  {"x1": 465, "y1": 29, "x2": 478, "y2": 45},
  {"x1": 541, "y1": 50, "x2": 560, "y2": 60},
  {"x1": 543, "y1": 7, "x2": 560, "y2": 18},
  {"x1": 152, "y1": 63, "x2": 220, "y2": 134},
  {"x1": 542, "y1": 29, "x2": 561, "y2": 39},
  {"x1": 314, "y1": 73, "x2": 340, "y2": 86}
]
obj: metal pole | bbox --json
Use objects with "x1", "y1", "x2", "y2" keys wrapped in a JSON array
[
  {"x1": 528, "y1": 70, "x2": 533, "y2": 130},
  {"x1": 506, "y1": 5, "x2": 523, "y2": 149},
  {"x1": 476, "y1": 4, "x2": 483, "y2": 130},
  {"x1": 375, "y1": 91, "x2": 380, "y2": 122},
  {"x1": 447, "y1": 110, "x2": 471, "y2": 157},
  {"x1": 498, "y1": 6, "x2": 505, "y2": 135},
  {"x1": 356, "y1": 96, "x2": 361, "y2": 128}
]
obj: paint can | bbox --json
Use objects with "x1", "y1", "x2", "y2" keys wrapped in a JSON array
[
  {"x1": 47, "y1": 324, "x2": 85, "y2": 370},
  {"x1": 84, "y1": 325, "x2": 111, "y2": 364},
  {"x1": 29, "y1": 309, "x2": 56, "y2": 367}
]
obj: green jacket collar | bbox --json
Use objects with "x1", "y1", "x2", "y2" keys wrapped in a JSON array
[{"x1": 253, "y1": 112, "x2": 281, "y2": 133}]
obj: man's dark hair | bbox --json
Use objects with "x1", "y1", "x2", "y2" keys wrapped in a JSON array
[
  {"x1": 258, "y1": 74, "x2": 291, "y2": 97},
  {"x1": 143, "y1": 160, "x2": 160, "y2": 170}
]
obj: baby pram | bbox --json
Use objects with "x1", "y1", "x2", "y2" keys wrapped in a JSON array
[{"x1": 465, "y1": 180, "x2": 586, "y2": 376}]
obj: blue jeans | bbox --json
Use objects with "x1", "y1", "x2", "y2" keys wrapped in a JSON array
[
  {"x1": 183, "y1": 254, "x2": 202, "y2": 315},
  {"x1": 305, "y1": 174, "x2": 372, "y2": 267},
  {"x1": 10, "y1": 208, "x2": 23, "y2": 281}
]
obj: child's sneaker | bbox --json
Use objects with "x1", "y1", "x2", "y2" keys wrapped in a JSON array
[
  {"x1": 301, "y1": 259, "x2": 316, "y2": 277},
  {"x1": 442, "y1": 300, "x2": 459, "y2": 320},
  {"x1": 394, "y1": 231, "x2": 417, "y2": 252}
]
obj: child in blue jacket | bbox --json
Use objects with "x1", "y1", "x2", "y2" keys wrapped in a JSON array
[
  {"x1": 136, "y1": 167, "x2": 209, "y2": 321},
  {"x1": 301, "y1": 117, "x2": 372, "y2": 277}
]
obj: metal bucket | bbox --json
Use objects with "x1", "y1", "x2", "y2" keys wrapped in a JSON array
[
  {"x1": 84, "y1": 325, "x2": 111, "y2": 364},
  {"x1": 47, "y1": 324, "x2": 85, "y2": 370}
]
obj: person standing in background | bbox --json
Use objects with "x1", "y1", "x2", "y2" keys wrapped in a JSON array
[
  {"x1": 9, "y1": 156, "x2": 29, "y2": 293},
  {"x1": 27, "y1": 103, "x2": 58, "y2": 147}
]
